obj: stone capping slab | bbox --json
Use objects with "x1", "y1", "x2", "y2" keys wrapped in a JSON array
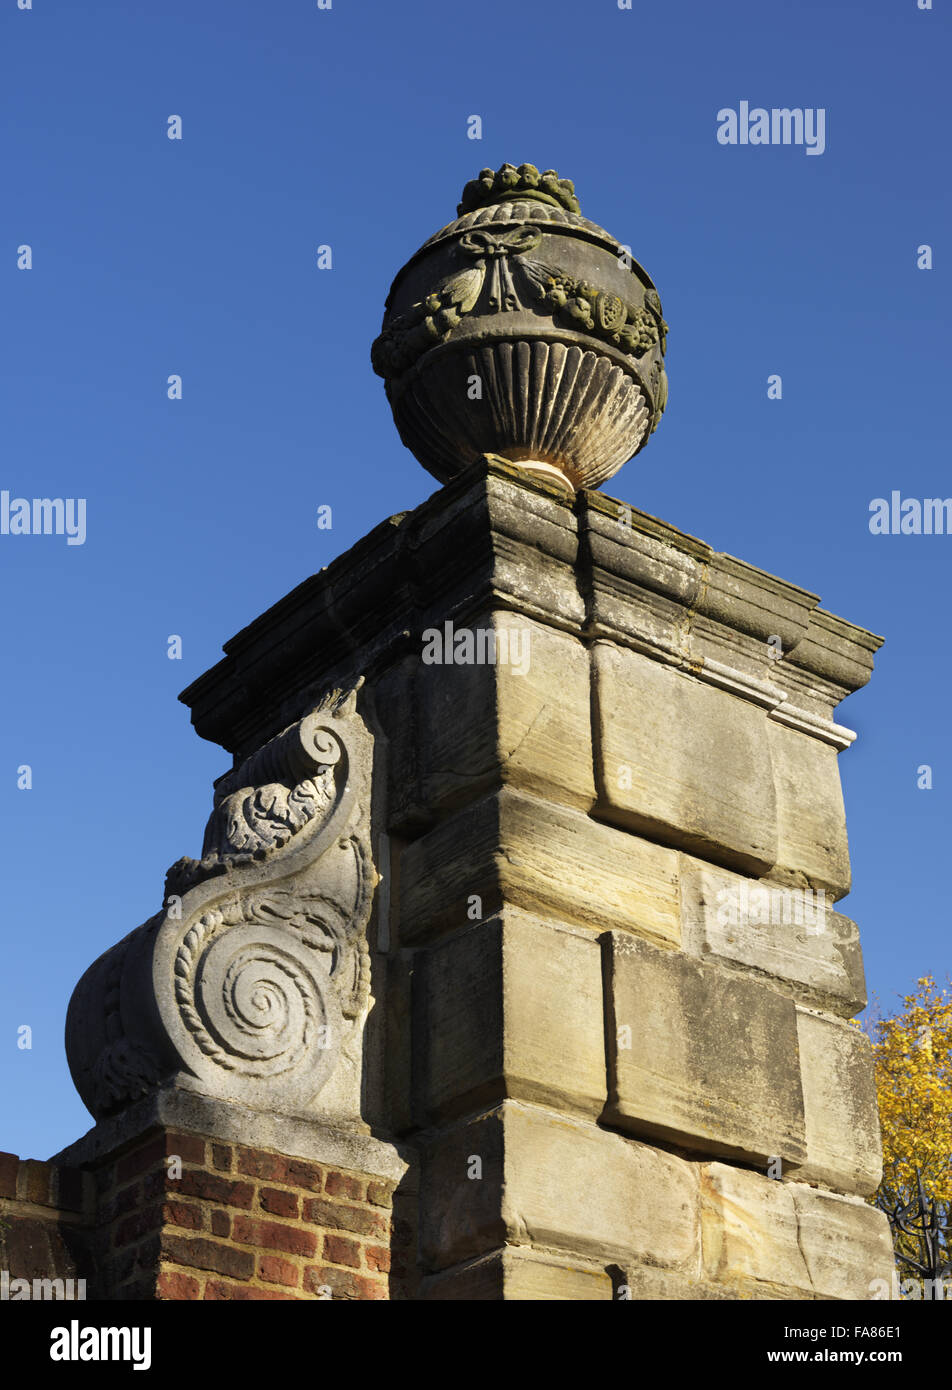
[
  {"x1": 578, "y1": 487, "x2": 881, "y2": 666},
  {"x1": 699, "y1": 551, "x2": 820, "y2": 648},
  {"x1": 786, "y1": 607, "x2": 885, "y2": 691},
  {"x1": 51, "y1": 1088, "x2": 411, "y2": 1186},
  {"x1": 180, "y1": 460, "x2": 883, "y2": 757}
]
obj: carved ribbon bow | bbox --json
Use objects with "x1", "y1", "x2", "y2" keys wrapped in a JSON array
[{"x1": 458, "y1": 227, "x2": 543, "y2": 312}]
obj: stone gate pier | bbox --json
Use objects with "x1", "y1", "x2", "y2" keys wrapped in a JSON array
[{"x1": 2, "y1": 164, "x2": 894, "y2": 1300}]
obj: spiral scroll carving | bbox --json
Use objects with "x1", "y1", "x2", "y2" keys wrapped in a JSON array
[
  {"x1": 172, "y1": 919, "x2": 342, "y2": 1100},
  {"x1": 65, "y1": 684, "x2": 377, "y2": 1119}
]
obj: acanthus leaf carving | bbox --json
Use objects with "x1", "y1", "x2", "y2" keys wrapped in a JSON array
[
  {"x1": 91, "y1": 1037, "x2": 165, "y2": 1111},
  {"x1": 370, "y1": 263, "x2": 486, "y2": 379},
  {"x1": 166, "y1": 686, "x2": 356, "y2": 897}
]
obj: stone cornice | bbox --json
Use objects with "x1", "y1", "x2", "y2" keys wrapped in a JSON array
[{"x1": 181, "y1": 460, "x2": 883, "y2": 760}]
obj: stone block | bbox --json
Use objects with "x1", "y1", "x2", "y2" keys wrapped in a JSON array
[
  {"x1": 421, "y1": 1101, "x2": 698, "y2": 1273},
  {"x1": 790, "y1": 1184, "x2": 895, "y2": 1300},
  {"x1": 788, "y1": 1010, "x2": 883, "y2": 1196},
  {"x1": 603, "y1": 932, "x2": 806, "y2": 1164},
  {"x1": 579, "y1": 495, "x2": 705, "y2": 657},
  {"x1": 417, "y1": 613, "x2": 596, "y2": 816},
  {"x1": 412, "y1": 467, "x2": 585, "y2": 634},
  {"x1": 616, "y1": 1264, "x2": 782, "y2": 1301},
  {"x1": 419, "y1": 1108, "x2": 508, "y2": 1272},
  {"x1": 371, "y1": 656, "x2": 425, "y2": 837},
  {"x1": 420, "y1": 910, "x2": 606, "y2": 1122},
  {"x1": 700, "y1": 1163, "x2": 894, "y2": 1299},
  {"x1": 479, "y1": 471, "x2": 586, "y2": 630},
  {"x1": 422, "y1": 1248, "x2": 613, "y2": 1301},
  {"x1": 579, "y1": 491, "x2": 708, "y2": 608},
  {"x1": 592, "y1": 642, "x2": 778, "y2": 875},
  {"x1": 700, "y1": 1163, "x2": 808, "y2": 1293},
  {"x1": 768, "y1": 721, "x2": 851, "y2": 898},
  {"x1": 679, "y1": 857, "x2": 867, "y2": 1017},
  {"x1": 398, "y1": 788, "x2": 680, "y2": 947}
]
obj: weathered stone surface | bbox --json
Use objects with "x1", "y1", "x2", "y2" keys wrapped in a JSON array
[
  {"x1": 700, "y1": 1164, "x2": 894, "y2": 1300},
  {"x1": 578, "y1": 489, "x2": 709, "y2": 618},
  {"x1": 413, "y1": 465, "x2": 585, "y2": 634},
  {"x1": 696, "y1": 553, "x2": 817, "y2": 649},
  {"x1": 787, "y1": 607, "x2": 882, "y2": 696},
  {"x1": 421, "y1": 1101, "x2": 698, "y2": 1272},
  {"x1": 419, "y1": 1108, "x2": 507, "y2": 1271},
  {"x1": 65, "y1": 690, "x2": 378, "y2": 1125},
  {"x1": 372, "y1": 163, "x2": 668, "y2": 493},
  {"x1": 679, "y1": 857, "x2": 867, "y2": 1017},
  {"x1": 180, "y1": 461, "x2": 882, "y2": 763},
  {"x1": 422, "y1": 1247, "x2": 612, "y2": 1300},
  {"x1": 789, "y1": 1010, "x2": 883, "y2": 1196},
  {"x1": 54, "y1": 404, "x2": 885, "y2": 1301},
  {"x1": 592, "y1": 642, "x2": 778, "y2": 876},
  {"x1": 420, "y1": 910, "x2": 605, "y2": 1122},
  {"x1": 399, "y1": 787, "x2": 680, "y2": 946},
  {"x1": 372, "y1": 655, "x2": 426, "y2": 838},
  {"x1": 768, "y1": 721, "x2": 851, "y2": 898},
  {"x1": 603, "y1": 932, "x2": 806, "y2": 1164},
  {"x1": 617, "y1": 1264, "x2": 788, "y2": 1301},
  {"x1": 580, "y1": 506, "x2": 703, "y2": 657},
  {"x1": 790, "y1": 1184, "x2": 894, "y2": 1300},
  {"x1": 700, "y1": 1164, "x2": 808, "y2": 1293},
  {"x1": 417, "y1": 613, "x2": 596, "y2": 815},
  {"x1": 54, "y1": 1089, "x2": 409, "y2": 1187}
]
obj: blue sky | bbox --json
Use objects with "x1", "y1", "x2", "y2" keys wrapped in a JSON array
[{"x1": 2, "y1": 0, "x2": 949, "y2": 1160}]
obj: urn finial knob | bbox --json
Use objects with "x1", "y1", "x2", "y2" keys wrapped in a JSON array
[{"x1": 372, "y1": 164, "x2": 668, "y2": 493}]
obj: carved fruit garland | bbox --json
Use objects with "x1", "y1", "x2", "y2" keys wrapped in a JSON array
[{"x1": 371, "y1": 225, "x2": 666, "y2": 382}]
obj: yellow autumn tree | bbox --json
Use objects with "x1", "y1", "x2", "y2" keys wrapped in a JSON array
[{"x1": 865, "y1": 975, "x2": 952, "y2": 1283}]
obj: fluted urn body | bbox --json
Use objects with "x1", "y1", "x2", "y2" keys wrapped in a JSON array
[{"x1": 372, "y1": 163, "x2": 668, "y2": 493}]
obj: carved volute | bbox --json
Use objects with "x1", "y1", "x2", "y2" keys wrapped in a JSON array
[{"x1": 65, "y1": 686, "x2": 376, "y2": 1121}]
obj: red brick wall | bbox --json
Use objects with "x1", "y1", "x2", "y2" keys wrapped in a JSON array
[
  {"x1": 94, "y1": 1128, "x2": 402, "y2": 1300},
  {"x1": 0, "y1": 1150, "x2": 93, "y2": 1293},
  {"x1": 2, "y1": 1128, "x2": 415, "y2": 1300}
]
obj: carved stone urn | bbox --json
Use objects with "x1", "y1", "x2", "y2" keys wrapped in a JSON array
[{"x1": 372, "y1": 162, "x2": 668, "y2": 493}]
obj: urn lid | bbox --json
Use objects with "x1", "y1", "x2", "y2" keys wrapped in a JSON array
[
  {"x1": 372, "y1": 163, "x2": 668, "y2": 494},
  {"x1": 458, "y1": 162, "x2": 581, "y2": 216}
]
